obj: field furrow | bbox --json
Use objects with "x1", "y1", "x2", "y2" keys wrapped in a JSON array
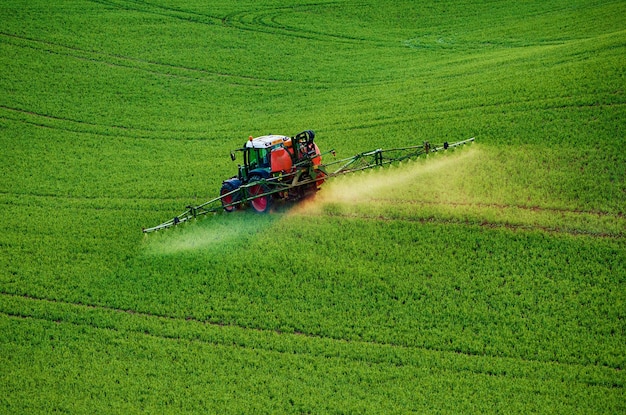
[
  {"x1": 1, "y1": 0, "x2": 624, "y2": 412},
  {"x1": 1, "y1": 292, "x2": 623, "y2": 391},
  {"x1": 0, "y1": 31, "x2": 302, "y2": 88}
]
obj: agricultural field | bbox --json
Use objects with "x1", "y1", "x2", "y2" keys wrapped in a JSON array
[{"x1": 1, "y1": 0, "x2": 624, "y2": 413}]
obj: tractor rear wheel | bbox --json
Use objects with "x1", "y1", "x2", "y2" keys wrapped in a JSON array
[
  {"x1": 248, "y1": 178, "x2": 272, "y2": 213},
  {"x1": 314, "y1": 170, "x2": 327, "y2": 188}
]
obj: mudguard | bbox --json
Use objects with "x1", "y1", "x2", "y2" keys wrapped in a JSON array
[
  {"x1": 222, "y1": 177, "x2": 242, "y2": 188},
  {"x1": 248, "y1": 168, "x2": 271, "y2": 180}
]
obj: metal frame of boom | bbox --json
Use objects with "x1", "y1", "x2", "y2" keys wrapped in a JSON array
[{"x1": 142, "y1": 137, "x2": 474, "y2": 233}]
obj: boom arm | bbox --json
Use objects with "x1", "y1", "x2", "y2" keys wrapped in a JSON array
[
  {"x1": 143, "y1": 137, "x2": 474, "y2": 233},
  {"x1": 326, "y1": 137, "x2": 475, "y2": 175}
]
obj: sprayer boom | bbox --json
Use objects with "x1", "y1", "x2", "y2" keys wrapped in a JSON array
[
  {"x1": 327, "y1": 137, "x2": 475, "y2": 175},
  {"x1": 143, "y1": 136, "x2": 474, "y2": 233}
]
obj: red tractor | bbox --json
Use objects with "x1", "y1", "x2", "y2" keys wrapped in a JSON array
[{"x1": 220, "y1": 130, "x2": 328, "y2": 213}]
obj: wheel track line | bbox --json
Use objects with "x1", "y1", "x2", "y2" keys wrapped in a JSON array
[
  {"x1": 0, "y1": 112, "x2": 173, "y2": 140},
  {"x1": 223, "y1": 6, "x2": 384, "y2": 45},
  {"x1": 0, "y1": 190, "x2": 200, "y2": 204},
  {"x1": 291, "y1": 203, "x2": 624, "y2": 239},
  {"x1": 0, "y1": 290, "x2": 622, "y2": 389},
  {"x1": 89, "y1": 0, "x2": 222, "y2": 27},
  {"x1": 328, "y1": 98, "x2": 626, "y2": 133},
  {"x1": 0, "y1": 109, "x2": 247, "y2": 142},
  {"x1": 370, "y1": 197, "x2": 624, "y2": 219},
  {"x1": 0, "y1": 31, "x2": 223, "y2": 84},
  {"x1": 0, "y1": 26, "x2": 368, "y2": 88},
  {"x1": 2, "y1": 186, "x2": 620, "y2": 238},
  {"x1": 0, "y1": 31, "x2": 304, "y2": 87},
  {"x1": 97, "y1": 0, "x2": 392, "y2": 45},
  {"x1": 0, "y1": 104, "x2": 208, "y2": 140}
]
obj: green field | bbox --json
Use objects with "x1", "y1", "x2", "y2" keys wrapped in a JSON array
[{"x1": 1, "y1": 0, "x2": 625, "y2": 413}]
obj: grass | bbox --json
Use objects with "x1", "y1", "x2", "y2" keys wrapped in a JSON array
[{"x1": 1, "y1": 0, "x2": 625, "y2": 413}]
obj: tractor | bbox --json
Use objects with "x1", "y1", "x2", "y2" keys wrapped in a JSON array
[{"x1": 219, "y1": 130, "x2": 328, "y2": 213}]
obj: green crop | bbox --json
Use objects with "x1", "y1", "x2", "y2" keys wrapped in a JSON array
[{"x1": 1, "y1": 0, "x2": 624, "y2": 413}]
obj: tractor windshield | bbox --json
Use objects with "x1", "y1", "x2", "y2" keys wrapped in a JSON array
[{"x1": 247, "y1": 148, "x2": 270, "y2": 169}]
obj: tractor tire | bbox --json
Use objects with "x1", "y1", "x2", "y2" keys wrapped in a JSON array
[
  {"x1": 247, "y1": 177, "x2": 272, "y2": 213},
  {"x1": 220, "y1": 181, "x2": 241, "y2": 212},
  {"x1": 314, "y1": 169, "x2": 327, "y2": 188}
]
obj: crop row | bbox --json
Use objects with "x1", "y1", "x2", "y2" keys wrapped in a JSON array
[
  {"x1": 312, "y1": 148, "x2": 626, "y2": 235},
  {"x1": 1, "y1": 117, "x2": 623, "y2": 217},
  {"x1": 1, "y1": 0, "x2": 624, "y2": 412},
  {"x1": 2, "y1": 1, "x2": 624, "y2": 146},
  {"x1": 1, "y1": 293, "x2": 623, "y2": 413},
  {"x1": 3, "y1": 181, "x2": 623, "y2": 370}
]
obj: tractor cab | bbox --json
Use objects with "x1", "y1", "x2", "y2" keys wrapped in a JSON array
[
  {"x1": 236, "y1": 135, "x2": 292, "y2": 182},
  {"x1": 235, "y1": 131, "x2": 320, "y2": 180}
]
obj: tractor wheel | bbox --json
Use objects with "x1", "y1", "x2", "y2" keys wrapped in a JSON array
[
  {"x1": 248, "y1": 178, "x2": 272, "y2": 213},
  {"x1": 314, "y1": 170, "x2": 327, "y2": 188},
  {"x1": 220, "y1": 182, "x2": 241, "y2": 212}
]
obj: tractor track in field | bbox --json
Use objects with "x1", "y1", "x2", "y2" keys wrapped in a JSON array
[
  {"x1": 0, "y1": 191, "x2": 168, "y2": 215},
  {"x1": 292, "y1": 198, "x2": 625, "y2": 239},
  {"x1": 0, "y1": 190, "x2": 201, "y2": 205},
  {"x1": 0, "y1": 104, "x2": 215, "y2": 140},
  {"x1": 90, "y1": 0, "x2": 385, "y2": 46},
  {"x1": 329, "y1": 97, "x2": 626, "y2": 134},
  {"x1": 316, "y1": 211, "x2": 623, "y2": 239},
  {"x1": 220, "y1": 4, "x2": 388, "y2": 46},
  {"x1": 0, "y1": 31, "x2": 319, "y2": 88},
  {"x1": 2, "y1": 187, "x2": 622, "y2": 238},
  {"x1": 89, "y1": 0, "x2": 224, "y2": 26},
  {"x1": 0, "y1": 104, "x2": 165, "y2": 140},
  {"x1": 370, "y1": 197, "x2": 624, "y2": 219},
  {"x1": 0, "y1": 291, "x2": 622, "y2": 388}
]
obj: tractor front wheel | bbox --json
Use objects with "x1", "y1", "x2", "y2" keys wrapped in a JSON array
[
  {"x1": 220, "y1": 181, "x2": 241, "y2": 212},
  {"x1": 248, "y1": 178, "x2": 272, "y2": 213}
]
